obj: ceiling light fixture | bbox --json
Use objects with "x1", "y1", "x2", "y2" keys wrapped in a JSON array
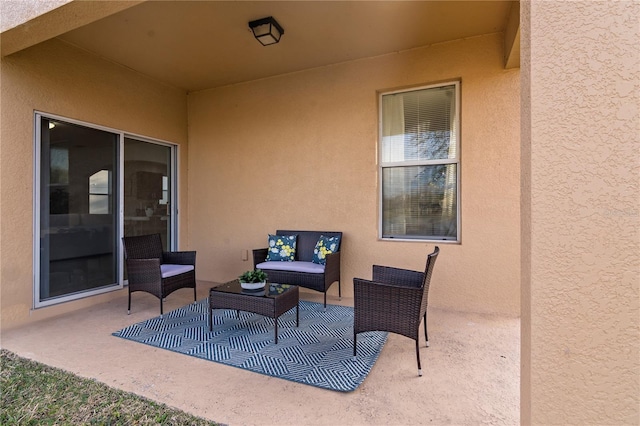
[{"x1": 248, "y1": 16, "x2": 284, "y2": 46}]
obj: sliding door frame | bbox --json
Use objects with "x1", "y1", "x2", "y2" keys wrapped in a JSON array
[{"x1": 33, "y1": 112, "x2": 179, "y2": 309}]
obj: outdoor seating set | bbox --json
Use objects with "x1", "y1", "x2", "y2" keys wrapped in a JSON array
[{"x1": 122, "y1": 231, "x2": 439, "y2": 376}]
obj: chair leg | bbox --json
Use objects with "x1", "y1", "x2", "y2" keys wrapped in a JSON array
[
  {"x1": 128, "y1": 291, "x2": 131, "y2": 315},
  {"x1": 323, "y1": 293, "x2": 327, "y2": 312},
  {"x1": 338, "y1": 280, "x2": 342, "y2": 300},
  {"x1": 424, "y1": 313, "x2": 429, "y2": 347},
  {"x1": 274, "y1": 318, "x2": 279, "y2": 344},
  {"x1": 352, "y1": 332, "x2": 357, "y2": 361},
  {"x1": 193, "y1": 287, "x2": 197, "y2": 303},
  {"x1": 416, "y1": 340, "x2": 423, "y2": 377},
  {"x1": 160, "y1": 297, "x2": 163, "y2": 316}
]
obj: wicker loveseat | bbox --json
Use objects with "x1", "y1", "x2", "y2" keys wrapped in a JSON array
[{"x1": 252, "y1": 230, "x2": 342, "y2": 308}]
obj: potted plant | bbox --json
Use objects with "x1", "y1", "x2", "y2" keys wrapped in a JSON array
[{"x1": 238, "y1": 268, "x2": 267, "y2": 290}]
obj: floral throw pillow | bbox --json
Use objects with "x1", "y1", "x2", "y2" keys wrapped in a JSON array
[
  {"x1": 266, "y1": 234, "x2": 297, "y2": 262},
  {"x1": 312, "y1": 235, "x2": 341, "y2": 265}
]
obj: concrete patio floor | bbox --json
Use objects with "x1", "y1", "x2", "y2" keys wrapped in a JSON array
[{"x1": 1, "y1": 282, "x2": 520, "y2": 425}]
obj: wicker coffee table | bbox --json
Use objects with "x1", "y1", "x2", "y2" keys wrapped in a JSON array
[{"x1": 208, "y1": 280, "x2": 299, "y2": 344}]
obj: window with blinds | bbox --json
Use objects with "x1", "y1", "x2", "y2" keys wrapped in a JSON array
[{"x1": 379, "y1": 82, "x2": 460, "y2": 241}]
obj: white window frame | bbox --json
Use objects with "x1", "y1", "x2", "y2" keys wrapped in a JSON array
[{"x1": 378, "y1": 80, "x2": 461, "y2": 242}]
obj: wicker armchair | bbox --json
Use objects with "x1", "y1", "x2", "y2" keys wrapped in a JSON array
[
  {"x1": 353, "y1": 246, "x2": 439, "y2": 376},
  {"x1": 122, "y1": 233, "x2": 196, "y2": 315}
]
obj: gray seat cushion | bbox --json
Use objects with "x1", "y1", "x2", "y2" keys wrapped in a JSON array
[
  {"x1": 161, "y1": 264, "x2": 195, "y2": 278},
  {"x1": 256, "y1": 261, "x2": 324, "y2": 274}
]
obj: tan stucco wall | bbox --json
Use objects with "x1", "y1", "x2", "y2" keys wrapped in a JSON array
[
  {"x1": 0, "y1": 0, "x2": 72, "y2": 32},
  {"x1": 521, "y1": 1, "x2": 639, "y2": 424},
  {"x1": 188, "y1": 32, "x2": 521, "y2": 316},
  {"x1": 0, "y1": 38, "x2": 188, "y2": 328}
]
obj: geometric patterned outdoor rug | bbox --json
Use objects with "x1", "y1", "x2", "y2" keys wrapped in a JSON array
[{"x1": 113, "y1": 299, "x2": 387, "y2": 392}]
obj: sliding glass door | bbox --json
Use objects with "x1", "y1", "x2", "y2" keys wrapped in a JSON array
[
  {"x1": 35, "y1": 114, "x2": 177, "y2": 307},
  {"x1": 37, "y1": 117, "x2": 119, "y2": 302},
  {"x1": 123, "y1": 137, "x2": 173, "y2": 247}
]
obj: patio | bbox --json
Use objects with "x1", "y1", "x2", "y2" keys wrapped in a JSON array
[
  {"x1": 0, "y1": 284, "x2": 519, "y2": 425},
  {"x1": 2, "y1": 1, "x2": 638, "y2": 424}
]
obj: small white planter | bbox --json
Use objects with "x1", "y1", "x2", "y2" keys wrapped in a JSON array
[{"x1": 240, "y1": 281, "x2": 266, "y2": 290}]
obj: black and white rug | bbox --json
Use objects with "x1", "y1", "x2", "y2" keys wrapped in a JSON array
[{"x1": 113, "y1": 299, "x2": 387, "y2": 392}]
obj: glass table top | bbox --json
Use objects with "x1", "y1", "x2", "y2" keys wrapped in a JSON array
[{"x1": 210, "y1": 280, "x2": 295, "y2": 298}]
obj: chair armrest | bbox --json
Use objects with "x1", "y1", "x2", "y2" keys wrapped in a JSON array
[
  {"x1": 163, "y1": 251, "x2": 196, "y2": 265},
  {"x1": 126, "y1": 258, "x2": 162, "y2": 282},
  {"x1": 253, "y1": 248, "x2": 268, "y2": 268},
  {"x1": 371, "y1": 265, "x2": 424, "y2": 288},
  {"x1": 324, "y1": 250, "x2": 341, "y2": 282},
  {"x1": 353, "y1": 277, "x2": 424, "y2": 312}
]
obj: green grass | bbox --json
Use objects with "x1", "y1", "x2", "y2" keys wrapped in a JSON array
[{"x1": 0, "y1": 349, "x2": 220, "y2": 425}]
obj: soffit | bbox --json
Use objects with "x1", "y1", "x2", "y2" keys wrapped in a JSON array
[
  {"x1": 0, "y1": 1, "x2": 144, "y2": 56},
  {"x1": 55, "y1": 1, "x2": 517, "y2": 92}
]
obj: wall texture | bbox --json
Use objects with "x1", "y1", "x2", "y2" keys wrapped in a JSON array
[
  {"x1": 188, "y1": 32, "x2": 521, "y2": 316},
  {"x1": 0, "y1": 38, "x2": 189, "y2": 328},
  {"x1": 522, "y1": 1, "x2": 639, "y2": 424},
  {"x1": 0, "y1": 0, "x2": 71, "y2": 32}
]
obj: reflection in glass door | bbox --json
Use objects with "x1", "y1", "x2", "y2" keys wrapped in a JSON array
[
  {"x1": 38, "y1": 116, "x2": 119, "y2": 302},
  {"x1": 123, "y1": 138, "x2": 173, "y2": 250}
]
